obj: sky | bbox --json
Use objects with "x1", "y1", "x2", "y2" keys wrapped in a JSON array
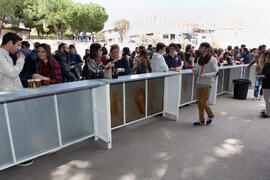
[{"x1": 73, "y1": 0, "x2": 270, "y2": 29}]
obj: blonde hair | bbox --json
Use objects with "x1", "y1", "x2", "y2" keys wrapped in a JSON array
[{"x1": 259, "y1": 50, "x2": 270, "y2": 67}]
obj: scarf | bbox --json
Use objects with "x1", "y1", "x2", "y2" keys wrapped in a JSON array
[{"x1": 198, "y1": 53, "x2": 211, "y2": 65}]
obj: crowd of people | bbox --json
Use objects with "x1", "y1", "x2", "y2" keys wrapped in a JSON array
[{"x1": 0, "y1": 32, "x2": 270, "y2": 118}]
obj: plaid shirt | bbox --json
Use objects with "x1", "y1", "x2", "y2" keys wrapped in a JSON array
[{"x1": 38, "y1": 61, "x2": 62, "y2": 84}]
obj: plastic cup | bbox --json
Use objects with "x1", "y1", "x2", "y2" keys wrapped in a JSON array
[
  {"x1": 34, "y1": 79, "x2": 41, "y2": 88},
  {"x1": 27, "y1": 79, "x2": 35, "y2": 89},
  {"x1": 42, "y1": 78, "x2": 50, "y2": 86}
]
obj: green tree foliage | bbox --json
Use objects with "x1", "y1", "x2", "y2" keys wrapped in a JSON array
[
  {"x1": 114, "y1": 19, "x2": 130, "y2": 42},
  {"x1": 0, "y1": 0, "x2": 108, "y2": 38},
  {"x1": 0, "y1": 0, "x2": 24, "y2": 34},
  {"x1": 69, "y1": 3, "x2": 108, "y2": 33}
]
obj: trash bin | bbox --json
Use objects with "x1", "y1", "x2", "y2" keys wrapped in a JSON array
[{"x1": 233, "y1": 79, "x2": 251, "y2": 99}]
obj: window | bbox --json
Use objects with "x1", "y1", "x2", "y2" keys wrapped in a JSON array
[
  {"x1": 146, "y1": 33, "x2": 154, "y2": 36},
  {"x1": 170, "y1": 34, "x2": 175, "y2": 39},
  {"x1": 163, "y1": 34, "x2": 169, "y2": 39}
]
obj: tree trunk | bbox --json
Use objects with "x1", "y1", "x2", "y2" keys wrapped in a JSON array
[
  {"x1": 0, "y1": 16, "x2": 5, "y2": 35},
  {"x1": 15, "y1": 20, "x2": 20, "y2": 34},
  {"x1": 60, "y1": 24, "x2": 64, "y2": 39}
]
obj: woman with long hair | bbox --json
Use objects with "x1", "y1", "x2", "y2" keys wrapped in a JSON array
[
  {"x1": 32, "y1": 43, "x2": 62, "y2": 84},
  {"x1": 82, "y1": 43, "x2": 114, "y2": 79},
  {"x1": 132, "y1": 49, "x2": 151, "y2": 74},
  {"x1": 257, "y1": 51, "x2": 270, "y2": 117},
  {"x1": 106, "y1": 44, "x2": 130, "y2": 76},
  {"x1": 222, "y1": 52, "x2": 233, "y2": 65},
  {"x1": 122, "y1": 47, "x2": 133, "y2": 69},
  {"x1": 231, "y1": 49, "x2": 241, "y2": 65}
]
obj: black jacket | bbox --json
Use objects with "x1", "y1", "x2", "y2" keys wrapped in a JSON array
[
  {"x1": 12, "y1": 49, "x2": 37, "y2": 88},
  {"x1": 262, "y1": 63, "x2": 270, "y2": 89},
  {"x1": 106, "y1": 57, "x2": 130, "y2": 76},
  {"x1": 54, "y1": 52, "x2": 76, "y2": 82}
]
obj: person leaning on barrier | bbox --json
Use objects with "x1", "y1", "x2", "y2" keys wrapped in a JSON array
[
  {"x1": 0, "y1": 32, "x2": 25, "y2": 91},
  {"x1": 32, "y1": 43, "x2": 62, "y2": 84},
  {"x1": 192, "y1": 42, "x2": 218, "y2": 126},
  {"x1": 82, "y1": 43, "x2": 114, "y2": 79},
  {"x1": 222, "y1": 52, "x2": 233, "y2": 66},
  {"x1": 54, "y1": 43, "x2": 76, "y2": 82},
  {"x1": 13, "y1": 41, "x2": 38, "y2": 88},
  {"x1": 230, "y1": 49, "x2": 241, "y2": 65},
  {"x1": 151, "y1": 42, "x2": 169, "y2": 72},
  {"x1": 164, "y1": 43, "x2": 183, "y2": 71},
  {"x1": 106, "y1": 44, "x2": 131, "y2": 76},
  {"x1": 132, "y1": 49, "x2": 151, "y2": 74},
  {"x1": 240, "y1": 48, "x2": 251, "y2": 64}
]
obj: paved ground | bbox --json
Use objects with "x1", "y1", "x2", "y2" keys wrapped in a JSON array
[{"x1": 1, "y1": 92, "x2": 270, "y2": 180}]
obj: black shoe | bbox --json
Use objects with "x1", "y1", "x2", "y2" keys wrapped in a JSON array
[
  {"x1": 17, "y1": 160, "x2": 33, "y2": 167},
  {"x1": 193, "y1": 121, "x2": 204, "y2": 126},
  {"x1": 206, "y1": 115, "x2": 215, "y2": 125},
  {"x1": 261, "y1": 112, "x2": 270, "y2": 118}
]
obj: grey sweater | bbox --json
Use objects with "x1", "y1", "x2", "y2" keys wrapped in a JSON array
[{"x1": 193, "y1": 56, "x2": 218, "y2": 87}]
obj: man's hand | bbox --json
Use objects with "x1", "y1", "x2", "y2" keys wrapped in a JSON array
[
  {"x1": 17, "y1": 52, "x2": 25, "y2": 59},
  {"x1": 169, "y1": 67, "x2": 177, "y2": 71},
  {"x1": 192, "y1": 68, "x2": 196, "y2": 73},
  {"x1": 70, "y1": 65, "x2": 75, "y2": 70}
]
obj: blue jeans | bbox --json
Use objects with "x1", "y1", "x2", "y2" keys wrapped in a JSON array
[{"x1": 254, "y1": 73, "x2": 263, "y2": 97}]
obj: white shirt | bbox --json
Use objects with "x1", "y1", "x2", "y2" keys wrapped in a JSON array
[
  {"x1": 0, "y1": 48, "x2": 24, "y2": 91},
  {"x1": 150, "y1": 53, "x2": 169, "y2": 72}
]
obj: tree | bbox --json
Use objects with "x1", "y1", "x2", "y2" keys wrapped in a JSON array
[
  {"x1": 211, "y1": 38, "x2": 220, "y2": 48},
  {"x1": 22, "y1": 0, "x2": 49, "y2": 35},
  {"x1": 0, "y1": 0, "x2": 24, "y2": 34},
  {"x1": 114, "y1": 19, "x2": 130, "y2": 42},
  {"x1": 0, "y1": 0, "x2": 108, "y2": 38},
  {"x1": 46, "y1": 0, "x2": 73, "y2": 38},
  {"x1": 69, "y1": 3, "x2": 108, "y2": 33}
]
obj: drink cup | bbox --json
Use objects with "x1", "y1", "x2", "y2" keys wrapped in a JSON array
[
  {"x1": 42, "y1": 78, "x2": 50, "y2": 86},
  {"x1": 34, "y1": 79, "x2": 41, "y2": 88},
  {"x1": 27, "y1": 79, "x2": 35, "y2": 89}
]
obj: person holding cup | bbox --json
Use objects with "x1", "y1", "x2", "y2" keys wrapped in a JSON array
[
  {"x1": 106, "y1": 44, "x2": 131, "y2": 76},
  {"x1": 32, "y1": 43, "x2": 62, "y2": 84}
]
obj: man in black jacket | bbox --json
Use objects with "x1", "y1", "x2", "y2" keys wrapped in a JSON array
[
  {"x1": 13, "y1": 41, "x2": 37, "y2": 88},
  {"x1": 54, "y1": 43, "x2": 76, "y2": 82}
]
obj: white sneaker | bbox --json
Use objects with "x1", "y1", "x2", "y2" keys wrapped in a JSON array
[{"x1": 259, "y1": 96, "x2": 263, "y2": 100}]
